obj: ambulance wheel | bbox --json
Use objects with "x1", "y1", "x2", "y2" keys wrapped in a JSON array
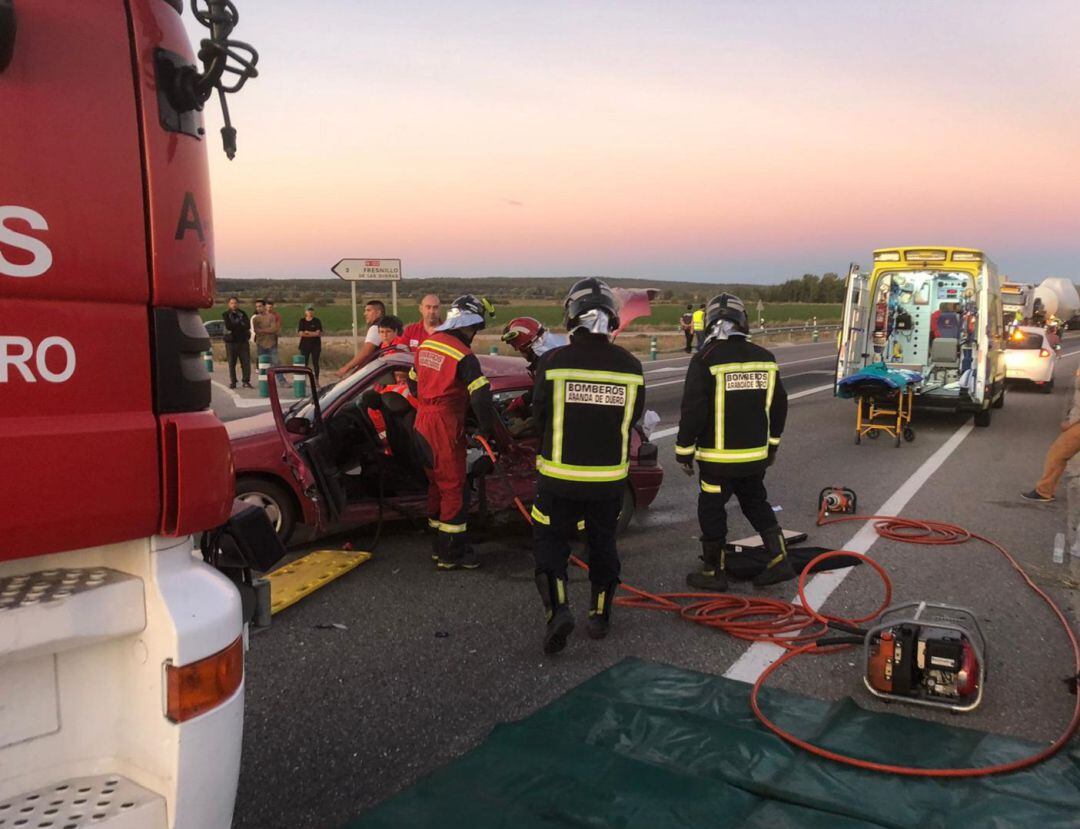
[
  {"x1": 973, "y1": 408, "x2": 992, "y2": 428},
  {"x1": 992, "y1": 386, "x2": 1005, "y2": 408},
  {"x1": 903, "y1": 427, "x2": 915, "y2": 443},
  {"x1": 854, "y1": 432, "x2": 861, "y2": 445},
  {"x1": 894, "y1": 433, "x2": 902, "y2": 448},
  {"x1": 616, "y1": 483, "x2": 636, "y2": 535},
  {"x1": 867, "y1": 429, "x2": 880, "y2": 439},
  {"x1": 1042, "y1": 380, "x2": 1054, "y2": 395},
  {"x1": 236, "y1": 476, "x2": 297, "y2": 544}
]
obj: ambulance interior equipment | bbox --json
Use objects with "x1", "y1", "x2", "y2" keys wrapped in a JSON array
[{"x1": 836, "y1": 248, "x2": 1005, "y2": 426}]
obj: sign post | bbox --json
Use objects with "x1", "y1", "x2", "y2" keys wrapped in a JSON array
[{"x1": 331, "y1": 258, "x2": 403, "y2": 356}]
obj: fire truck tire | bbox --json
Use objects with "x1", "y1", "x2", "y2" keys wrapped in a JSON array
[
  {"x1": 616, "y1": 483, "x2": 636, "y2": 536},
  {"x1": 992, "y1": 386, "x2": 1006, "y2": 408},
  {"x1": 236, "y1": 476, "x2": 297, "y2": 543}
]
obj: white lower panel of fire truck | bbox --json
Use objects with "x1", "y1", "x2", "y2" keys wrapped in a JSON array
[{"x1": 0, "y1": 536, "x2": 244, "y2": 829}]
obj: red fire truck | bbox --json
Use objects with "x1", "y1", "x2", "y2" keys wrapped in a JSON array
[{"x1": 0, "y1": 2, "x2": 269, "y2": 826}]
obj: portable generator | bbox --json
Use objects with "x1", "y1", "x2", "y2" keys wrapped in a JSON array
[
  {"x1": 863, "y1": 602, "x2": 985, "y2": 713},
  {"x1": 818, "y1": 486, "x2": 857, "y2": 519}
]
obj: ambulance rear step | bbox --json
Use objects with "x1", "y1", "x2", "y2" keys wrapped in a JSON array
[
  {"x1": 0, "y1": 775, "x2": 165, "y2": 828},
  {"x1": 0, "y1": 568, "x2": 145, "y2": 663}
]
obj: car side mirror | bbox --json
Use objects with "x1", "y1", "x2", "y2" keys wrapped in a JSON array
[{"x1": 285, "y1": 417, "x2": 311, "y2": 436}]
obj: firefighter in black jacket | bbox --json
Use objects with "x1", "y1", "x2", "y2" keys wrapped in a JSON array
[
  {"x1": 531, "y1": 278, "x2": 645, "y2": 654},
  {"x1": 676, "y1": 293, "x2": 792, "y2": 590}
]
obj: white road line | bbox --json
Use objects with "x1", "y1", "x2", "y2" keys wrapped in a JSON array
[
  {"x1": 788, "y1": 382, "x2": 834, "y2": 400},
  {"x1": 783, "y1": 370, "x2": 834, "y2": 380},
  {"x1": 723, "y1": 420, "x2": 976, "y2": 684},
  {"x1": 644, "y1": 366, "x2": 687, "y2": 375},
  {"x1": 647, "y1": 381, "x2": 835, "y2": 442}
]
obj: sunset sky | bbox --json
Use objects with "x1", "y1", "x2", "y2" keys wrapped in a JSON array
[{"x1": 189, "y1": 1, "x2": 1080, "y2": 284}]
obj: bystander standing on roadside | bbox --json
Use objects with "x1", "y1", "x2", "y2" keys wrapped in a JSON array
[
  {"x1": 692, "y1": 303, "x2": 706, "y2": 351},
  {"x1": 679, "y1": 304, "x2": 693, "y2": 353},
  {"x1": 1023, "y1": 365, "x2": 1080, "y2": 502},
  {"x1": 297, "y1": 304, "x2": 323, "y2": 384},
  {"x1": 253, "y1": 298, "x2": 287, "y2": 386},
  {"x1": 267, "y1": 299, "x2": 282, "y2": 331},
  {"x1": 402, "y1": 294, "x2": 443, "y2": 349},
  {"x1": 337, "y1": 300, "x2": 386, "y2": 378},
  {"x1": 222, "y1": 296, "x2": 253, "y2": 389}
]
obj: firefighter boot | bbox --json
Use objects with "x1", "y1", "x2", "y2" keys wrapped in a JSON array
[
  {"x1": 753, "y1": 527, "x2": 796, "y2": 587},
  {"x1": 535, "y1": 572, "x2": 574, "y2": 654},
  {"x1": 586, "y1": 581, "x2": 618, "y2": 639},
  {"x1": 686, "y1": 540, "x2": 728, "y2": 592},
  {"x1": 436, "y1": 533, "x2": 480, "y2": 570}
]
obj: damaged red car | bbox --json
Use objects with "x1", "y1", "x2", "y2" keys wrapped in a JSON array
[{"x1": 226, "y1": 348, "x2": 663, "y2": 544}]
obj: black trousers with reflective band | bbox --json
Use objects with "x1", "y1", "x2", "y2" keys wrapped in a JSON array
[
  {"x1": 698, "y1": 474, "x2": 777, "y2": 543},
  {"x1": 532, "y1": 490, "x2": 621, "y2": 586}
]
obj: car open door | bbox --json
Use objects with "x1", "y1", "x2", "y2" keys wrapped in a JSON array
[
  {"x1": 835, "y1": 262, "x2": 869, "y2": 392},
  {"x1": 268, "y1": 367, "x2": 345, "y2": 531}
]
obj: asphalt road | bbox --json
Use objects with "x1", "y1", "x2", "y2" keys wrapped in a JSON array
[{"x1": 227, "y1": 338, "x2": 1080, "y2": 829}]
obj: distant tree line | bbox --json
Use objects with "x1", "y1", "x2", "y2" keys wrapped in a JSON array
[{"x1": 214, "y1": 273, "x2": 845, "y2": 306}]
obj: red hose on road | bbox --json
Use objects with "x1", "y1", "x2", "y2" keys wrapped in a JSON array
[{"x1": 476, "y1": 438, "x2": 1080, "y2": 776}]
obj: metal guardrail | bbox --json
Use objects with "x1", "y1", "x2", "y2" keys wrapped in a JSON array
[{"x1": 753, "y1": 323, "x2": 841, "y2": 336}]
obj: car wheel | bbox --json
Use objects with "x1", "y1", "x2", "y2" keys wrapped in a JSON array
[
  {"x1": 1042, "y1": 380, "x2": 1054, "y2": 395},
  {"x1": 973, "y1": 407, "x2": 992, "y2": 427},
  {"x1": 992, "y1": 386, "x2": 1005, "y2": 409},
  {"x1": 236, "y1": 476, "x2": 297, "y2": 544},
  {"x1": 616, "y1": 483, "x2": 636, "y2": 535}
]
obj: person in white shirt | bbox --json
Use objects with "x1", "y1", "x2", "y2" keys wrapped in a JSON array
[{"x1": 337, "y1": 299, "x2": 386, "y2": 378}]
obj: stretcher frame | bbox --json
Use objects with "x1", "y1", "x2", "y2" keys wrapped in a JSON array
[{"x1": 854, "y1": 384, "x2": 915, "y2": 447}]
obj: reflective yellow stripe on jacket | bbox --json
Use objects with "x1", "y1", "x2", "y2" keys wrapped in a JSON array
[
  {"x1": 420, "y1": 339, "x2": 465, "y2": 362},
  {"x1": 541, "y1": 368, "x2": 642, "y2": 482},
  {"x1": 694, "y1": 361, "x2": 778, "y2": 464}
]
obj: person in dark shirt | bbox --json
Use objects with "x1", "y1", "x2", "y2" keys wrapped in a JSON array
[
  {"x1": 297, "y1": 304, "x2": 323, "y2": 383},
  {"x1": 222, "y1": 296, "x2": 252, "y2": 388}
]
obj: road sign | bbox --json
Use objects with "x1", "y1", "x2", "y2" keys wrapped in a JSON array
[
  {"x1": 331, "y1": 258, "x2": 403, "y2": 354},
  {"x1": 332, "y1": 259, "x2": 402, "y2": 282}
]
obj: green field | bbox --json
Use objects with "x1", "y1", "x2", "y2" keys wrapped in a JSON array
[{"x1": 201, "y1": 301, "x2": 841, "y2": 334}]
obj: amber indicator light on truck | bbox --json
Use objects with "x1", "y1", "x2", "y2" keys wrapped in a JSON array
[{"x1": 165, "y1": 636, "x2": 244, "y2": 723}]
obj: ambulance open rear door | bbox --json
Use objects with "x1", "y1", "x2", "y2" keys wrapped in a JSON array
[{"x1": 835, "y1": 262, "x2": 869, "y2": 392}]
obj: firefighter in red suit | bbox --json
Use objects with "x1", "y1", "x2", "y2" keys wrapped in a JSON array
[{"x1": 414, "y1": 295, "x2": 499, "y2": 570}]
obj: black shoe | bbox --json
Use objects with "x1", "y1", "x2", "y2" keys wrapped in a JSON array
[
  {"x1": 586, "y1": 581, "x2": 617, "y2": 639},
  {"x1": 686, "y1": 540, "x2": 729, "y2": 592},
  {"x1": 242, "y1": 382, "x2": 253, "y2": 389},
  {"x1": 753, "y1": 527, "x2": 797, "y2": 587},
  {"x1": 1021, "y1": 489, "x2": 1054, "y2": 502},
  {"x1": 229, "y1": 382, "x2": 237, "y2": 389}
]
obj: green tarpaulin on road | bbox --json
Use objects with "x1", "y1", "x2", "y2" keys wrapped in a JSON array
[{"x1": 345, "y1": 658, "x2": 1080, "y2": 828}]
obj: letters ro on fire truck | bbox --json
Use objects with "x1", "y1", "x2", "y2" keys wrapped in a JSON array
[{"x1": 1, "y1": 3, "x2": 271, "y2": 828}]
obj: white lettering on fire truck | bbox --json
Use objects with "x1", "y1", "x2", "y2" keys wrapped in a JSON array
[
  {"x1": 0, "y1": 206, "x2": 53, "y2": 278},
  {"x1": 0, "y1": 336, "x2": 76, "y2": 383}
]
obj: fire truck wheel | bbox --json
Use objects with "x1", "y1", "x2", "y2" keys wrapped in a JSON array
[{"x1": 236, "y1": 476, "x2": 296, "y2": 543}]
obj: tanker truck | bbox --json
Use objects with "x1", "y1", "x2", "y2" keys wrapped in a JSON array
[{"x1": 1031, "y1": 277, "x2": 1080, "y2": 328}]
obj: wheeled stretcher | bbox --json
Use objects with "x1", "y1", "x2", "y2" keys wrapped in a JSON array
[{"x1": 837, "y1": 363, "x2": 923, "y2": 447}]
